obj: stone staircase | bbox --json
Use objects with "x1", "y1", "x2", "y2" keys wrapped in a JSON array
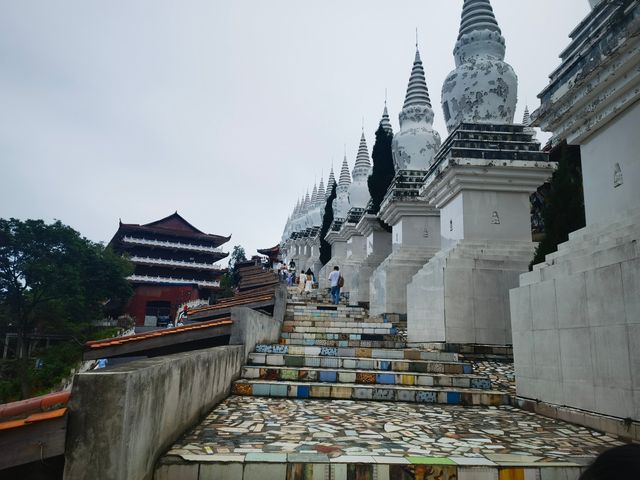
[{"x1": 231, "y1": 301, "x2": 510, "y2": 406}]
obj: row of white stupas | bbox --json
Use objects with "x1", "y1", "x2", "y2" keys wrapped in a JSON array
[{"x1": 281, "y1": 0, "x2": 523, "y2": 253}]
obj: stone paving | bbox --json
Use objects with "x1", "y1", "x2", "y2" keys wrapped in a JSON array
[{"x1": 166, "y1": 396, "x2": 621, "y2": 465}]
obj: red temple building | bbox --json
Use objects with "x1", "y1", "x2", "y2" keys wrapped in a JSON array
[{"x1": 109, "y1": 212, "x2": 230, "y2": 327}]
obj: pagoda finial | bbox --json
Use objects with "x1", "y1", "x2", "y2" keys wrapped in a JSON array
[
  {"x1": 523, "y1": 106, "x2": 536, "y2": 137},
  {"x1": 327, "y1": 164, "x2": 336, "y2": 198},
  {"x1": 458, "y1": 0, "x2": 501, "y2": 40},
  {"x1": 380, "y1": 99, "x2": 393, "y2": 135},
  {"x1": 403, "y1": 46, "x2": 432, "y2": 109},
  {"x1": 311, "y1": 183, "x2": 319, "y2": 206},
  {"x1": 352, "y1": 131, "x2": 371, "y2": 181},
  {"x1": 338, "y1": 154, "x2": 352, "y2": 191},
  {"x1": 317, "y1": 177, "x2": 326, "y2": 205}
]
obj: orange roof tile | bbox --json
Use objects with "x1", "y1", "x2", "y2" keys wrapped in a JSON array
[{"x1": 84, "y1": 318, "x2": 233, "y2": 350}]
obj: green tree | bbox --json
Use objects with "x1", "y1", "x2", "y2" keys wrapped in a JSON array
[
  {"x1": 218, "y1": 245, "x2": 247, "y2": 297},
  {"x1": 368, "y1": 123, "x2": 395, "y2": 215},
  {"x1": 319, "y1": 183, "x2": 337, "y2": 265},
  {"x1": 0, "y1": 218, "x2": 132, "y2": 397},
  {"x1": 531, "y1": 142, "x2": 585, "y2": 267}
]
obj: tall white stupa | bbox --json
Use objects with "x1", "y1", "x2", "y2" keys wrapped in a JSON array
[
  {"x1": 392, "y1": 48, "x2": 441, "y2": 171},
  {"x1": 369, "y1": 45, "x2": 443, "y2": 315},
  {"x1": 441, "y1": 0, "x2": 518, "y2": 132}
]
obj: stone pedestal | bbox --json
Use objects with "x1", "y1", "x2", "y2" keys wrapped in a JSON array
[
  {"x1": 408, "y1": 240, "x2": 534, "y2": 345},
  {"x1": 369, "y1": 195, "x2": 441, "y2": 316},
  {"x1": 407, "y1": 124, "x2": 554, "y2": 345},
  {"x1": 349, "y1": 214, "x2": 392, "y2": 306},
  {"x1": 339, "y1": 223, "x2": 367, "y2": 304},
  {"x1": 306, "y1": 240, "x2": 322, "y2": 278}
]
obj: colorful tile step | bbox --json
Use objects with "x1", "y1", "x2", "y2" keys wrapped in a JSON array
[
  {"x1": 240, "y1": 366, "x2": 491, "y2": 389},
  {"x1": 283, "y1": 320, "x2": 391, "y2": 329},
  {"x1": 278, "y1": 338, "x2": 408, "y2": 348},
  {"x1": 156, "y1": 457, "x2": 587, "y2": 480},
  {"x1": 248, "y1": 353, "x2": 472, "y2": 374},
  {"x1": 279, "y1": 332, "x2": 399, "y2": 342},
  {"x1": 252, "y1": 345, "x2": 459, "y2": 361},
  {"x1": 281, "y1": 325, "x2": 396, "y2": 335},
  {"x1": 231, "y1": 380, "x2": 510, "y2": 405}
]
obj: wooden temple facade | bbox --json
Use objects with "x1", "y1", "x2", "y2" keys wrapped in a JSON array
[{"x1": 109, "y1": 212, "x2": 230, "y2": 327}]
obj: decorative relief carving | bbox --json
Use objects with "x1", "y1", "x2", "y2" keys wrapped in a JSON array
[
  {"x1": 491, "y1": 211, "x2": 501, "y2": 224},
  {"x1": 614, "y1": 163, "x2": 623, "y2": 188},
  {"x1": 450, "y1": 219, "x2": 454, "y2": 232}
]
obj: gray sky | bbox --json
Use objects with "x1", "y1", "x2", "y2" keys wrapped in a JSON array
[{"x1": 0, "y1": 0, "x2": 590, "y2": 263}]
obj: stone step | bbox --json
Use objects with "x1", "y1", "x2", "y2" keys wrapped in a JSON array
[
  {"x1": 281, "y1": 324, "x2": 395, "y2": 335},
  {"x1": 240, "y1": 366, "x2": 489, "y2": 389},
  {"x1": 253, "y1": 345, "x2": 459, "y2": 362},
  {"x1": 279, "y1": 332, "x2": 400, "y2": 342},
  {"x1": 278, "y1": 337, "x2": 407, "y2": 348},
  {"x1": 250, "y1": 353, "x2": 468, "y2": 373},
  {"x1": 283, "y1": 318, "x2": 389, "y2": 327},
  {"x1": 231, "y1": 380, "x2": 509, "y2": 406}
]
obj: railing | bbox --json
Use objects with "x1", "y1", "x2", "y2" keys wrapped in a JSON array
[
  {"x1": 122, "y1": 236, "x2": 225, "y2": 254},
  {"x1": 129, "y1": 255, "x2": 223, "y2": 270},
  {"x1": 127, "y1": 274, "x2": 221, "y2": 288}
]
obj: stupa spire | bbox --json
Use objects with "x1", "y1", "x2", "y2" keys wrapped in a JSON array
[
  {"x1": 327, "y1": 165, "x2": 336, "y2": 197},
  {"x1": 523, "y1": 106, "x2": 532, "y2": 126},
  {"x1": 317, "y1": 178, "x2": 326, "y2": 206},
  {"x1": 353, "y1": 132, "x2": 371, "y2": 179},
  {"x1": 523, "y1": 106, "x2": 536, "y2": 137},
  {"x1": 458, "y1": 0, "x2": 502, "y2": 39},
  {"x1": 403, "y1": 48, "x2": 432, "y2": 109},
  {"x1": 380, "y1": 103, "x2": 393, "y2": 135},
  {"x1": 391, "y1": 45, "x2": 441, "y2": 171},
  {"x1": 338, "y1": 154, "x2": 352, "y2": 191},
  {"x1": 310, "y1": 183, "x2": 318, "y2": 206}
]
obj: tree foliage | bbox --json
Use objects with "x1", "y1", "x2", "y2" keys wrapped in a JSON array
[
  {"x1": 368, "y1": 123, "x2": 395, "y2": 214},
  {"x1": 319, "y1": 184, "x2": 337, "y2": 266},
  {"x1": 0, "y1": 218, "x2": 133, "y2": 398},
  {"x1": 218, "y1": 245, "x2": 247, "y2": 297},
  {"x1": 531, "y1": 142, "x2": 585, "y2": 267}
]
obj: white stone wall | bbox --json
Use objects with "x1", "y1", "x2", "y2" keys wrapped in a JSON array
[
  {"x1": 439, "y1": 190, "x2": 533, "y2": 248},
  {"x1": 581, "y1": 103, "x2": 640, "y2": 226},
  {"x1": 510, "y1": 218, "x2": 640, "y2": 420},
  {"x1": 408, "y1": 240, "x2": 532, "y2": 345}
]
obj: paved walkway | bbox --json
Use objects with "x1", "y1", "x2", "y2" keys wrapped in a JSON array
[{"x1": 166, "y1": 396, "x2": 620, "y2": 464}]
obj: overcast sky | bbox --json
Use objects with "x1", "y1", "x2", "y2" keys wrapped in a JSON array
[{"x1": 0, "y1": 0, "x2": 590, "y2": 263}]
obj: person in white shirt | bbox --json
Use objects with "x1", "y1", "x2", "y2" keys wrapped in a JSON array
[{"x1": 328, "y1": 266, "x2": 341, "y2": 305}]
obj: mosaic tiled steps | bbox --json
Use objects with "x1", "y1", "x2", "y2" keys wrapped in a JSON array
[
  {"x1": 281, "y1": 324, "x2": 395, "y2": 335},
  {"x1": 278, "y1": 337, "x2": 407, "y2": 348},
  {"x1": 241, "y1": 366, "x2": 492, "y2": 390},
  {"x1": 249, "y1": 353, "x2": 471, "y2": 375},
  {"x1": 253, "y1": 345, "x2": 460, "y2": 362},
  {"x1": 231, "y1": 380, "x2": 509, "y2": 405}
]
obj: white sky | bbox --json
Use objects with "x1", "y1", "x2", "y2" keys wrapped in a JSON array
[{"x1": 0, "y1": 0, "x2": 591, "y2": 263}]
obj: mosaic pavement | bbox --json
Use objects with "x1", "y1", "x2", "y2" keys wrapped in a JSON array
[{"x1": 166, "y1": 396, "x2": 621, "y2": 465}]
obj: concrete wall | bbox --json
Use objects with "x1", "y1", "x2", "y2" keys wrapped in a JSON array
[
  {"x1": 65, "y1": 286, "x2": 286, "y2": 480},
  {"x1": 229, "y1": 304, "x2": 284, "y2": 362},
  {"x1": 581, "y1": 102, "x2": 640, "y2": 226},
  {"x1": 64, "y1": 346, "x2": 244, "y2": 480},
  {"x1": 510, "y1": 234, "x2": 640, "y2": 420}
]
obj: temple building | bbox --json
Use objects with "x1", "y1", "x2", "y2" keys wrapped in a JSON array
[{"x1": 109, "y1": 212, "x2": 230, "y2": 328}]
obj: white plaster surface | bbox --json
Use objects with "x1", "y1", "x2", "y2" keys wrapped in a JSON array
[
  {"x1": 407, "y1": 240, "x2": 534, "y2": 345},
  {"x1": 510, "y1": 213, "x2": 640, "y2": 420}
]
